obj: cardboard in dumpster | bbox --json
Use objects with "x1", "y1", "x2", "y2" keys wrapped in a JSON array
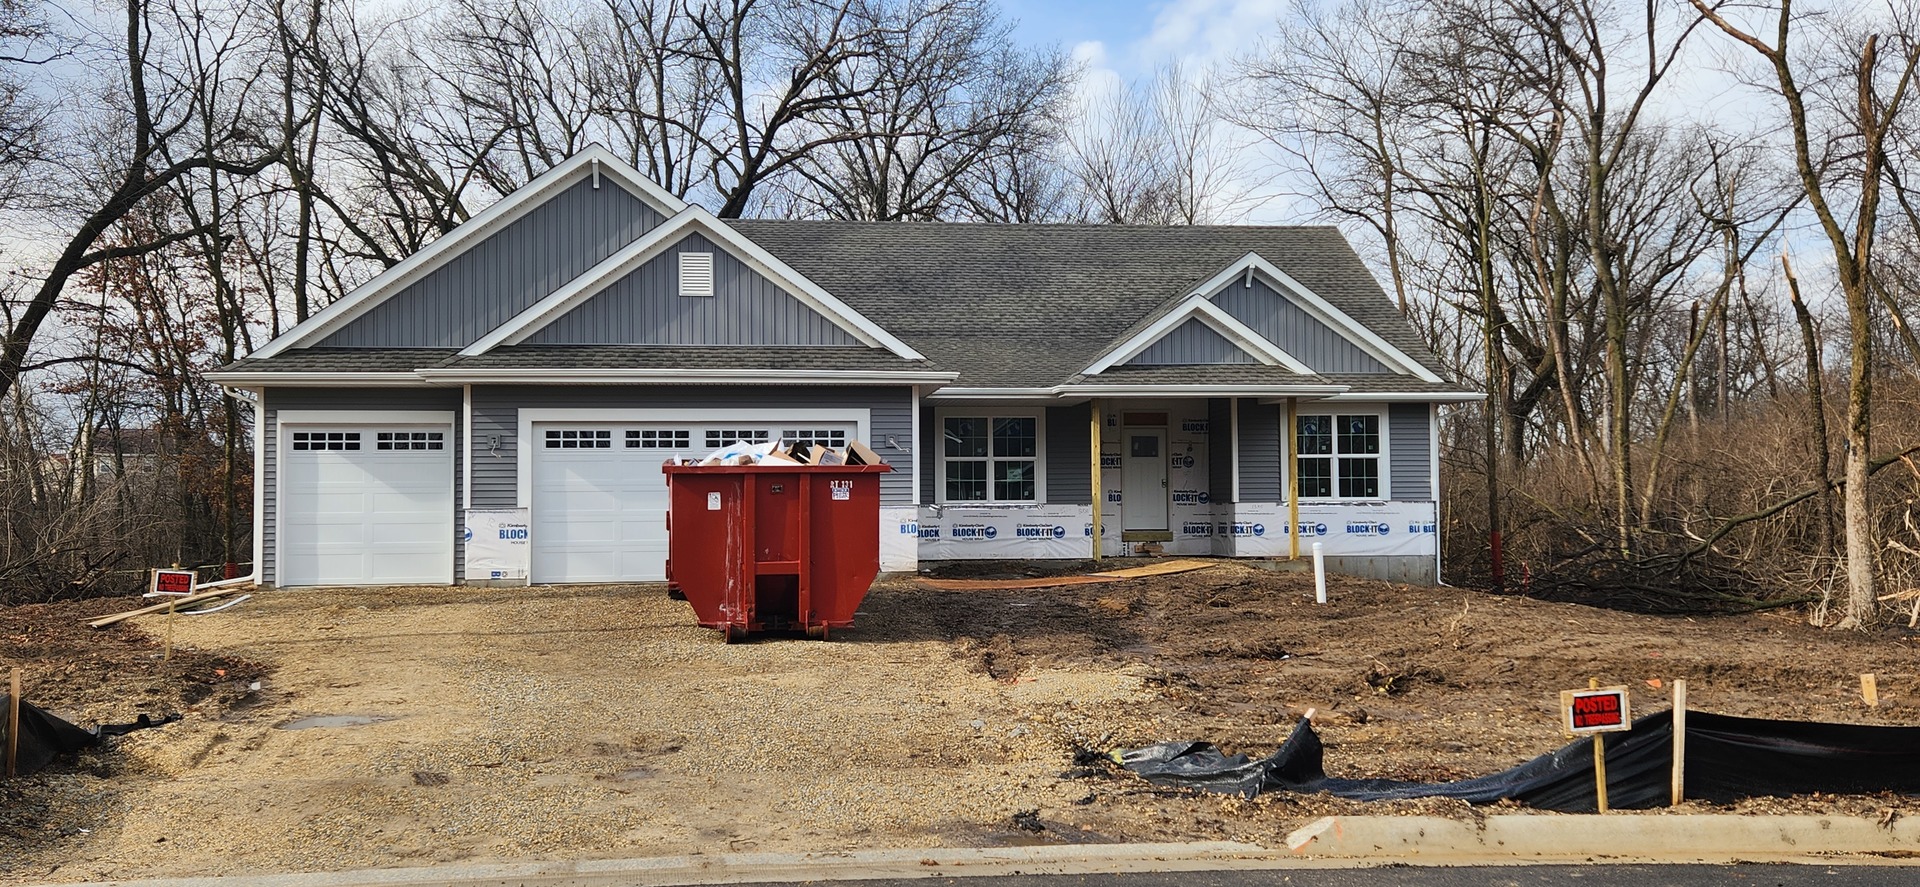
[{"x1": 680, "y1": 437, "x2": 887, "y2": 468}]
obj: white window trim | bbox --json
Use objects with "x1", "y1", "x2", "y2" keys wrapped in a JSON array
[
  {"x1": 514, "y1": 408, "x2": 870, "y2": 510},
  {"x1": 933, "y1": 407, "x2": 1047, "y2": 505},
  {"x1": 274, "y1": 411, "x2": 458, "y2": 588},
  {"x1": 1288, "y1": 406, "x2": 1391, "y2": 503}
]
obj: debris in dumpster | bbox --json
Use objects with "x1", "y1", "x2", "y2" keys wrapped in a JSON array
[
  {"x1": 1118, "y1": 709, "x2": 1920, "y2": 812},
  {"x1": 680, "y1": 437, "x2": 889, "y2": 468},
  {"x1": 3, "y1": 691, "x2": 179, "y2": 777}
]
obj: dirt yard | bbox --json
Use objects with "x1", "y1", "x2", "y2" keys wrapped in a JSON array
[{"x1": 4, "y1": 562, "x2": 1919, "y2": 882}]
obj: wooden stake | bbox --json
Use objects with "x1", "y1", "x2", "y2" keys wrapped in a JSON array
[
  {"x1": 164, "y1": 597, "x2": 177, "y2": 662},
  {"x1": 1090, "y1": 399, "x2": 1103, "y2": 562},
  {"x1": 1590, "y1": 677, "x2": 1608, "y2": 813},
  {"x1": 1671, "y1": 679, "x2": 1687, "y2": 806},
  {"x1": 1862, "y1": 673, "x2": 1879, "y2": 708},
  {"x1": 6, "y1": 667, "x2": 20, "y2": 778}
]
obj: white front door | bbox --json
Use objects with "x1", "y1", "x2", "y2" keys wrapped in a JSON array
[
  {"x1": 528, "y1": 422, "x2": 854, "y2": 584},
  {"x1": 1122, "y1": 429, "x2": 1168, "y2": 530},
  {"x1": 280, "y1": 425, "x2": 455, "y2": 586}
]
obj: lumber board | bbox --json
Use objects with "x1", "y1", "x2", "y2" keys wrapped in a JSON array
[
  {"x1": 88, "y1": 586, "x2": 251, "y2": 629},
  {"x1": 1090, "y1": 559, "x2": 1215, "y2": 579},
  {"x1": 914, "y1": 575, "x2": 1119, "y2": 591}
]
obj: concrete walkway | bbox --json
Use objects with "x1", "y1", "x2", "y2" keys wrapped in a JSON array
[{"x1": 34, "y1": 814, "x2": 1920, "y2": 887}]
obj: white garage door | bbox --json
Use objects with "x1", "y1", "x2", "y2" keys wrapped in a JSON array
[
  {"x1": 280, "y1": 425, "x2": 455, "y2": 586},
  {"x1": 529, "y1": 423, "x2": 853, "y2": 584}
]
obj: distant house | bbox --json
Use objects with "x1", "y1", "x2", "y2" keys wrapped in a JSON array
[{"x1": 208, "y1": 147, "x2": 1478, "y2": 589}]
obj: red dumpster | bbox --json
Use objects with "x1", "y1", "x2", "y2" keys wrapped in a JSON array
[{"x1": 663, "y1": 463, "x2": 891, "y2": 642}]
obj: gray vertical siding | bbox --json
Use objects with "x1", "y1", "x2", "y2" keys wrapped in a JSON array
[
  {"x1": 470, "y1": 385, "x2": 916, "y2": 508},
  {"x1": 1388, "y1": 402, "x2": 1432, "y2": 500},
  {"x1": 319, "y1": 177, "x2": 664, "y2": 348},
  {"x1": 1211, "y1": 279, "x2": 1390, "y2": 374},
  {"x1": 1125, "y1": 319, "x2": 1259, "y2": 365},
  {"x1": 525, "y1": 233, "x2": 860, "y2": 346},
  {"x1": 919, "y1": 403, "x2": 936, "y2": 504},
  {"x1": 1045, "y1": 403, "x2": 1091, "y2": 505},
  {"x1": 1207, "y1": 399, "x2": 1232, "y2": 499},
  {"x1": 1237, "y1": 399, "x2": 1282, "y2": 500},
  {"x1": 260, "y1": 387, "x2": 463, "y2": 585}
]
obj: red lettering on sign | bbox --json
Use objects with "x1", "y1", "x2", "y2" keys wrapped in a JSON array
[{"x1": 153, "y1": 571, "x2": 196, "y2": 595}]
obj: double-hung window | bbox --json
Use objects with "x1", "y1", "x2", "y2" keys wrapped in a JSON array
[
  {"x1": 1295, "y1": 413, "x2": 1382, "y2": 499},
  {"x1": 941, "y1": 414, "x2": 1039, "y2": 502}
]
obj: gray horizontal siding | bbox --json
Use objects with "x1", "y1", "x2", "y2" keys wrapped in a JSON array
[
  {"x1": 1125, "y1": 319, "x2": 1258, "y2": 365},
  {"x1": 1212, "y1": 278, "x2": 1390, "y2": 374},
  {"x1": 525, "y1": 233, "x2": 860, "y2": 346},
  {"x1": 320, "y1": 177, "x2": 663, "y2": 348},
  {"x1": 470, "y1": 385, "x2": 916, "y2": 508},
  {"x1": 260, "y1": 387, "x2": 462, "y2": 586},
  {"x1": 1237, "y1": 399, "x2": 1282, "y2": 500},
  {"x1": 1045, "y1": 403, "x2": 1091, "y2": 505},
  {"x1": 1389, "y1": 402, "x2": 1432, "y2": 500},
  {"x1": 1208, "y1": 398, "x2": 1232, "y2": 499}
]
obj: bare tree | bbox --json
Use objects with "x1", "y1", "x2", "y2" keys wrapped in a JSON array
[
  {"x1": 0, "y1": 0, "x2": 282, "y2": 405},
  {"x1": 778, "y1": 0, "x2": 1072, "y2": 220},
  {"x1": 1692, "y1": 0, "x2": 1920, "y2": 627}
]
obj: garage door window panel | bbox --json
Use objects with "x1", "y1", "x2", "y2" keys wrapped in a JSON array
[
  {"x1": 546, "y1": 429, "x2": 611, "y2": 449},
  {"x1": 783, "y1": 428, "x2": 848, "y2": 448},
  {"x1": 628, "y1": 429, "x2": 690, "y2": 448},
  {"x1": 292, "y1": 431, "x2": 360, "y2": 451},
  {"x1": 705, "y1": 428, "x2": 770, "y2": 449},
  {"x1": 377, "y1": 431, "x2": 444, "y2": 451}
]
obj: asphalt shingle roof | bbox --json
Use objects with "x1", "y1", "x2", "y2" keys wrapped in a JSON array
[
  {"x1": 219, "y1": 348, "x2": 458, "y2": 373},
  {"x1": 728, "y1": 221, "x2": 1456, "y2": 389},
  {"x1": 222, "y1": 221, "x2": 1472, "y2": 397}
]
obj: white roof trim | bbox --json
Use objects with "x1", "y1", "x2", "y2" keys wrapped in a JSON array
[
  {"x1": 1295, "y1": 391, "x2": 1485, "y2": 403},
  {"x1": 1187, "y1": 252, "x2": 1444, "y2": 384},
  {"x1": 1082, "y1": 296, "x2": 1313, "y2": 375},
  {"x1": 416, "y1": 368, "x2": 957, "y2": 385},
  {"x1": 927, "y1": 383, "x2": 1349, "y2": 400},
  {"x1": 201, "y1": 371, "x2": 435, "y2": 387},
  {"x1": 208, "y1": 367, "x2": 958, "y2": 387},
  {"x1": 459, "y1": 205, "x2": 923, "y2": 360},
  {"x1": 250, "y1": 146, "x2": 688, "y2": 359}
]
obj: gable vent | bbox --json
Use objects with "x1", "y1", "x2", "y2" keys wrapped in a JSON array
[{"x1": 679, "y1": 252, "x2": 714, "y2": 298}]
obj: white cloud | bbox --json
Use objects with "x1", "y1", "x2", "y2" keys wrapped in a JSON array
[{"x1": 1138, "y1": 0, "x2": 1289, "y2": 70}]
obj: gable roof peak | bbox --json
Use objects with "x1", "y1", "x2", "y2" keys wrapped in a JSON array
[{"x1": 248, "y1": 147, "x2": 687, "y2": 359}]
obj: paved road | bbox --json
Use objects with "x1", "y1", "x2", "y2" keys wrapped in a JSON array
[{"x1": 736, "y1": 867, "x2": 1913, "y2": 887}]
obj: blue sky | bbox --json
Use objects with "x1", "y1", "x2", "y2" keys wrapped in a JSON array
[
  {"x1": 1001, "y1": 0, "x2": 1155, "y2": 61},
  {"x1": 1001, "y1": 0, "x2": 1292, "y2": 76}
]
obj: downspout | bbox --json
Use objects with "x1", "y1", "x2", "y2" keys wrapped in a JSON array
[
  {"x1": 1287, "y1": 397, "x2": 1300, "y2": 560},
  {"x1": 215, "y1": 386, "x2": 265, "y2": 588},
  {"x1": 1090, "y1": 399, "x2": 1103, "y2": 561}
]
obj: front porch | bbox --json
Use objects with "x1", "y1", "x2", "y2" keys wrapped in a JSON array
[{"x1": 904, "y1": 396, "x2": 1441, "y2": 583}]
